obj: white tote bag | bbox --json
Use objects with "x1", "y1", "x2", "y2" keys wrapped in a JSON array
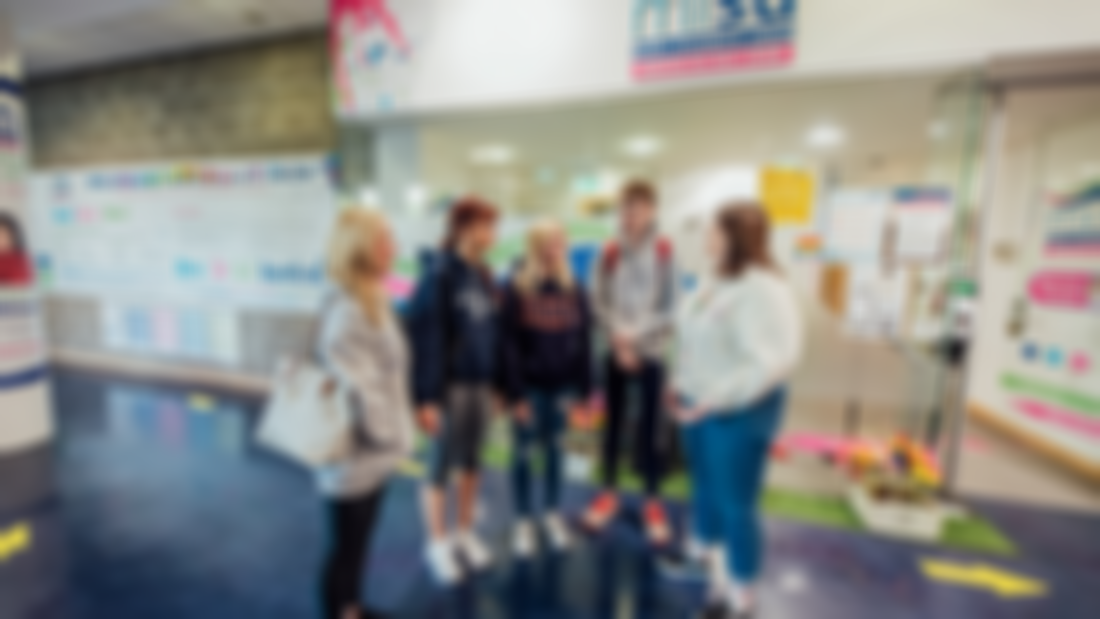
[{"x1": 257, "y1": 358, "x2": 354, "y2": 468}]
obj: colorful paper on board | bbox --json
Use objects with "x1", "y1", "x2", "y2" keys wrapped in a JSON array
[{"x1": 761, "y1": 168, "x2": 815, "y2": 226}]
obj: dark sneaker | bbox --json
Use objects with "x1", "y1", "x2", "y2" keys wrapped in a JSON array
[
  {"x1": 697, "y1": 601, "x2": 737, "y2": 619},
  {"x1": 657, "y1": 545, "x2": 708, "y2": 583}
]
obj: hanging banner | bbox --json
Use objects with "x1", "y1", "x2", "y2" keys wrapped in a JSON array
[
  {"x1": 632, "y1": 0, "x2": 798, "y2": 81},
  {"x1": 332, "y1": 0, "x2": 419, "y2": 116},
  {"x1": 1, "y1": 49, "x2": 53, "y2": 455}
]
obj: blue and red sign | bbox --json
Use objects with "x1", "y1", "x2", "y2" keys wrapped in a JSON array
[
  {"x1": 633, "y1": 0, "x2": 798, "y2": 81},
  {"x1": 1046, "y1": 183, "x2": 1100, "y2": 256},
  {"x1": 0, "y1": 102, "x2": 19, "y2": 151}
]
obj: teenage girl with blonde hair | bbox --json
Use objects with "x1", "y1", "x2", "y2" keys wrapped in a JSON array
[
  {"x1": 317, "y1": 207, "x2": 415, "y2": 619},
  {"x1": 499, "y1": 219, "x2": 594, "y2": 558}
]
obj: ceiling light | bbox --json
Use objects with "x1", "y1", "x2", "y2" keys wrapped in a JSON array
[
  {"x1": 622, "y1": 135, "x2": 663, "y2": 158},
  {"x1": 359, "y1": 186, "x2": 379, "y2": 207},
  {"x1": 806, "y1": 123, "x2": 845, "y2": 150},
  {"x1": 928, "y1": 121, "x2": 950, "y2": 140},
  {"x1": 471, "y1": 145, "x2": 515, "y2": 165},
  {"x1": 405, "y1": 185, "x2": 428, "y2": 212}
]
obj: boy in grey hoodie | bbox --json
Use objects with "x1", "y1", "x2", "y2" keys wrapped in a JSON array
[{"x1": 582, "y1": 179, "x2": 677, "y2": 546}]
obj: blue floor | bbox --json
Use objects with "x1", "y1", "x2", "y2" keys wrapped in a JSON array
[{"x1": 1, "y1": 369, "x2": 1099, "y2": 618}]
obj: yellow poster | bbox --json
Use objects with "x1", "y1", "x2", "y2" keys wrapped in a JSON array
[{"x1": 762, "y1": 168, "x2": 815, "y2": 226}]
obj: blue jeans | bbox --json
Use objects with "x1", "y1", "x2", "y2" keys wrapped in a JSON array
[
  {"x1": 683, "y1": 388, "x2": 787, "y2": 583},
  {"x1": 510, "y1": 390, "x2": 569, "y2": 518}
]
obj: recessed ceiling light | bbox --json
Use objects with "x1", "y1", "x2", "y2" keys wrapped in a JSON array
[
  {"x1": 359, "y1": 185, "x2": 379, "y2": 207},
  {"x1": 806, "y1": 123, "x2": 845, "y2": 149},
  {"x1": 928, "y1": 121, "x2": 950, "y2": 140},
  {"x1": 471, "y1": 145, "x2": 515, "y2": 165},
  {"x1": 622, "y1": 135, "x2": 663, "y2": 158},
  {"x1": 405, "y1": 184, "x2": 428, "y2": 211}
]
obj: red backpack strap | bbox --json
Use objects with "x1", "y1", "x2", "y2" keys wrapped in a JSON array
[
  {"x1": 600, "y1": 241, "x2": 621, "y2": 277},
  {"x1": 654, "y1": 237, "x2": 673, "y2": 264}
]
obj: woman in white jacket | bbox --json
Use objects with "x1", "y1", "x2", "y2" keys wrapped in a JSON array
[
  {"x1": 317, "y1": 207, "x2": 416, "y2": 619},
  {"x1": 669, "y1": 203, "x2": 803, "y2": 619}
]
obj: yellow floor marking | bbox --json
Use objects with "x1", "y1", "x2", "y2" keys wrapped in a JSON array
[
  {"x1": 0, "y1": 523, "x2": 32, "y2": 563},
  {"x1": 921, "y1": 559, "x2": 1047, "y2": 599},
  {"x1": 188, "y1": 394, "x2": 216, "y2": 413}
]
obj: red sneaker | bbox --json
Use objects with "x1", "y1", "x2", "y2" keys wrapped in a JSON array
[
  {"x1": 644, "y1": 500, "x2": 672, "y2": 547},
  {"x1": 582, "y1": 491, "x2": 620, "y2": 532}
]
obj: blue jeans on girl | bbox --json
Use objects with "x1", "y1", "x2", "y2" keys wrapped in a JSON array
[
  {"x1": 682, "y1": 387, "x2": 787, "y2": 583},
  {"x1": 510, "y1": 390, "x2": 570, "y2": 518}
]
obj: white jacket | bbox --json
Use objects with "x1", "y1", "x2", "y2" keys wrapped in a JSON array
[{"x1": 673, "y1": 268, "x2": 804, "y2": 415}]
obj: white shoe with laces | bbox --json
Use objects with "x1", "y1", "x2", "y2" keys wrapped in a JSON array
[
  {"x1": 455, "y1": 529, "x2": 493, "y2": 571},
  {"x1": 425, "y1": 538, "x2": 463, "y2": 586},
  {"x1": 685, "y1": 535, "x2": 710, "y2": 562},
  {"x1": 513, "y1": 519, "x2": 537, "y2": 559},
  {"x1": 543, "y1": 512, "x2": 572, "y2": 551}
]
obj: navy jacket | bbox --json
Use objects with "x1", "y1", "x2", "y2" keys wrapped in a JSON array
[
  {"x1": 407, "y1": 250, "x2": 499, "y2": 407},
  {"x1": 499, "y1": 276, "x2": 593, "y2": 405}
]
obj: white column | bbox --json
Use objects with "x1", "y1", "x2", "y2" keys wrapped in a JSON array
[
  {"x1": 374, "y1": 124, "x2": 425, "y2": 215},
  {"x1": 0, "y1": 15, "x2": 54, "y2": 457}
]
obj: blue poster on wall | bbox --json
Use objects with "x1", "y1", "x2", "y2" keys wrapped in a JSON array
[{"x1": 633, "y1": 0, "x2": 798, "y2": 81}]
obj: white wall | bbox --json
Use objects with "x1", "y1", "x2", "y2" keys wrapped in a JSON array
[{"x1": 338, "y1": 0, "x2": 1100, "y2": 119}]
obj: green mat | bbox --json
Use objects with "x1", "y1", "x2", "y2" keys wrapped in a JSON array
[{"x1": 432, "y1": 436, "x2": 1018, "y2": 557}]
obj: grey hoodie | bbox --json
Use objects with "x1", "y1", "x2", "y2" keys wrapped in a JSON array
[
  {"x1": 314, "y1": 294, "x2": 416, "y2": 497},
  {"x1": 590, "y1": 229, "x2": 677, "y2": 361}
]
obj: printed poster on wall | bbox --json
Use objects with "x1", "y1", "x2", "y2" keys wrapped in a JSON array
[
  {"x1": 102, "y1": 304, "x2": 240, "y2": 366},
  {"x1": 1045, "y1": 181, "x2": 1100, "y2": 257},
  {"x1": 998, "y1": 176, "x2": 1100, "y2": 465},
  {"x1": 1, "y1": 54, "x2": 53, "y2": 454},
  {"x1": 822, "y1": 189, "x2": 892, "y2": 263},
  {"x1": 891, "y1": 187, "x2": 954, "y2": 264},
  {"x1": 633, "y1": 0, "x2": 798, "y2": 81},
  {"x1": 761, "y1": 166, "x2": 815, "y2": 226}
]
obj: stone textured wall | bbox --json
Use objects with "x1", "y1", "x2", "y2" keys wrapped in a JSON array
[
  {"x1": 27, "y1": 32, "x2": 333, "y2": 167},
  {"x1": 26, "y1": 33, "x2": 334, "y2": 383}
]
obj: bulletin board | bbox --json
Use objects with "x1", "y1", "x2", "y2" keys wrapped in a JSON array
[
  {"x1": 1005, "y1": 178, "x2": 1100, "y2": 464},
  {"x1": 29, "y1": 155, "x2": 336, "y2": 311},
  {"x1": 822, "y1": 187, "x2": 955, "y2": 341},
  {"x1": 28, "y1": 155, "x2": 337, "y2": 365}
]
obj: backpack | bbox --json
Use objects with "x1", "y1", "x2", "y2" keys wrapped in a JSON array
[{"x1": 599, "y1": 237, "x2": 674, "y2": 279}]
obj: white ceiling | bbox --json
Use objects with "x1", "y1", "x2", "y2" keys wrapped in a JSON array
[
  {"x1": 3, "y1": 0, "x2": 327, "y2": 76},
  {"x1": 412, "y1": 73, "x2": 964, "y2": 213}
]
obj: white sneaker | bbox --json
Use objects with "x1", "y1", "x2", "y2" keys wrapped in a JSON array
[
  {"x1": 513, "y1": 520, "x2": 537, "y2": 559},
  {"x1": 685, "y1": 535, "x2": 710, "y2": 562},
  {"x1": 455, "y1": 530, "x2": 493, "y2": 571},
  {"x1": 425, "y1": 538, "x2": 463, "y2": 586},
  {"x1": 543, "y1": 512, "x2": 572, "y2": 552}
]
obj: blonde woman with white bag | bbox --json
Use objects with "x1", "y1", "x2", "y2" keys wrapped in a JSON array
[{"x1": 315, "y1": 207, "x2": 415, "y2": 619}]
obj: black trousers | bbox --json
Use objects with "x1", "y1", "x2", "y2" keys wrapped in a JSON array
[
  {"x1": 321, "y1": 485, "x2": 386, "y2": 619},
  {"x1": 600, "y1": 356, "x2": 669, "y2": 496}
]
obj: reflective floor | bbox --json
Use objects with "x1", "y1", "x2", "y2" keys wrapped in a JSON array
[{"x1": 2, "y1": 370, "x2": 1099, "y2": 618}]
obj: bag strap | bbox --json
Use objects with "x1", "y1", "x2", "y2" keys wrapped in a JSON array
[{"x1": 309, "y1": 292, "x2": 340, "y2": 365}]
